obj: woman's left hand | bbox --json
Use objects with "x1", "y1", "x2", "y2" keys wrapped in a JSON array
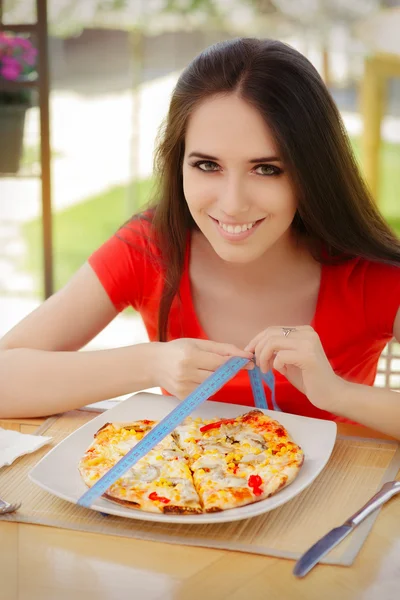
[{"x1": 245, "y1": 325, "x2": 343, "y2": 411}]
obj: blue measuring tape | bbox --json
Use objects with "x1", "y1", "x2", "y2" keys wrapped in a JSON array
[{"x1": 78, "y1": 356, "x2": 277, "y2": 508}]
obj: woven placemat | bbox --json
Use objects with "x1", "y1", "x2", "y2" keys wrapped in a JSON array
[{"x1": 1, "y1": 410, "x2": 399, "y2": 566}]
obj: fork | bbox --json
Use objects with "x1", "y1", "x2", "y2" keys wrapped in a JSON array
[{"x1": 0, "y1": 497, "x2": 21, "y2": 514}]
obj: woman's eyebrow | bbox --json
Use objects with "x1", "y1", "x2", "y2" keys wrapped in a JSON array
[{"x1": 187, "y1": 151, "x2": 282, "y2": 163}]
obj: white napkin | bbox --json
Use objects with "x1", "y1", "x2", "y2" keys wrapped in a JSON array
[{"x1": 0, "y1": 427, "x2": 52, "y2": 468}]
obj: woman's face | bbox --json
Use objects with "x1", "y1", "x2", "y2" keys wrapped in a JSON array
[{"x1": 182, "y1": 93, "x2": 298, "y2": 264}]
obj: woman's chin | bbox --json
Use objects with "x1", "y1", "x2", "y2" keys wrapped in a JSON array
[{"x1": 207, "y1": 238, "x2": 267, "y2": 264}]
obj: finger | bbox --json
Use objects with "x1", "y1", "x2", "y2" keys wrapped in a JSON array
[
  {"x1": 263, "y1": 325, "x2": 315, "y2": 339},
  {"x1": 257, "y1": 343, "x2": 275, "y2": 373},
  {"x1": 244, "y1": 361, "x2": 255, "y2": 370},
  {"x1": 197, "y1": 340, "x2": 253, "y2": 359},
  {"x1": 246, "y1": 325, "x2": 317, "y2": 352},
  {"x1": 245, "y1": 327, "x2": 300, "y2": 353},
  {"x1": 197, "y1": 352, "x2": 254, "y2": 373},
  {"x1": 244, "y1": 332, "x2": 265, "y2": 353},
  {"x1": 273, "y1": 350, "x2": 302, "y2": 373},
  {"x1": 255, "y1": 336, "x2": 298, "y2": 372}
]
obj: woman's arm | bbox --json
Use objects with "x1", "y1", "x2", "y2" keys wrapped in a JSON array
[
  {"x1": 0, "y1": 264, "x2": 157, "y2": 418},
  {"x1": 0, "y1": 263, "x2": 251, "y2": 419},
  {"x1": 246, "y1": 308, "x2": 400, "y2": 440},
  {"x1": 330, "y1": 380, "x2": 400, "y2": 439},
  {"x1": 328, "y1": 307, "x2": 400, "y2": 439}
]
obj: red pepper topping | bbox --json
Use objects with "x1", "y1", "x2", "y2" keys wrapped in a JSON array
[
  {"x1": 248, "y1": 474, "x2": 263, "y2": 496},
  {"x1": 275, "y1": 427, "x2": 286, "y2": 438},
  {"x1": 248, "y1": 475, "x2": 262, "y2": 488},
  {"x1": 199, "y1": 418, "x2": 236, "y2": 432},
  {"x1": 148, "y1": 492, "x2": 170, "y2": 504}
]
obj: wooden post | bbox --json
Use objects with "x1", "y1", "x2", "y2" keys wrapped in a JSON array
[
  {"x1": 0, "y1": 0, "x2": 53, "y2": 298},
  {"x1": 360, "y1": 55, "x2": 386, "y2": 203},
  {"x1": 127, "y1": 28, "x2": 144, "y2": 218},
  {"x1": 37, "y1": 0, "x2": 53, "y2": 298},
  {"x1": 322, "y1": 46, "x2": 331, "y2": 87}
]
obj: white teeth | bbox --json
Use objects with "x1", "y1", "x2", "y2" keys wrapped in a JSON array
[{"x1": 218, "y1": 221, "x2": 256, "y2": 234}]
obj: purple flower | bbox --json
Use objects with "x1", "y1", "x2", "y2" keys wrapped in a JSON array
[
  {"x1": 1, "y1": 56, "x2": 22, "y2": 80},
  {"x1": 14, "y1": 38, "x2": 33, "y2": 51},
  {"x1": 23, "y1": 48, "x2": 38, "y2": 67},
  {"x1": 0, "y1": 33, "x2": 37, "y2": 86}
]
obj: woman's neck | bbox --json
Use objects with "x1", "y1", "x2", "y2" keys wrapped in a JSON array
[{"x1": 192, "y1": 229, "x2": 315, "y2": 288}]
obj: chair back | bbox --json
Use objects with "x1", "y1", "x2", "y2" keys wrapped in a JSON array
[{"x1": 376, "y1": 339, "x2": 400, "y2": 390}]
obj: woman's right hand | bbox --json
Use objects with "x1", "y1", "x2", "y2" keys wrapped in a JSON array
[{"x1": 154, "y1": 338, "x2": 253, "y2": 400}]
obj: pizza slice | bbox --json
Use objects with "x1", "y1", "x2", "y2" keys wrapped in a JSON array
[
  {"x1": 173, "y1": 410, "x2": 304, "y2": 512},
  {"x1": 78, "y1": 420, "x2": 203, "y2": 514}
]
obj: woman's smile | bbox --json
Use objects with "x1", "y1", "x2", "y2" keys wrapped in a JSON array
[{"x1": 209, "y1": 215, "x2": 266, "y2": 242}]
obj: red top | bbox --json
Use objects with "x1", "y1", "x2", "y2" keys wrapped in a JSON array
[{"x1": 88, "y1": 217, "x2": 400, "y2": 422}]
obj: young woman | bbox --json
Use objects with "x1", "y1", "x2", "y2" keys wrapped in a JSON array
[{"x1": 1, "y1": 38, "x2": 399, "y2": 438}]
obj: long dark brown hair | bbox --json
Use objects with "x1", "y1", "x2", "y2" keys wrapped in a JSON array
[{"x1": 131, "y1": 37, "x2": 400, "y2": 341}]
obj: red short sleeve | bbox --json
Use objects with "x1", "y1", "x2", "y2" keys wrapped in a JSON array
[
  {"x1": 364, "y1": 261, "x2": 400, "y2": 338},
  {"x1": 88, "y1": 217, "x2": 158, "y2": 312}
]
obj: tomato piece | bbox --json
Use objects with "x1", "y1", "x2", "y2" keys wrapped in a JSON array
[
  {"x1": 248, "y1": 474, "x2": 263, "y2": 495},
  {"x1": 248, "y1": 475, "x2": 262, "y2": 488},
  {"x1": 148, "y1": 492, "x2": 170, "y2": 504},
  {"x1": 199, "y1": 418, "x2": 236, "y2": 432}
]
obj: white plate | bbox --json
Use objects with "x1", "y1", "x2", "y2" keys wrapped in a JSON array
[{"x1": 29, "y1": 393, "x2": 337, "y2": 524}]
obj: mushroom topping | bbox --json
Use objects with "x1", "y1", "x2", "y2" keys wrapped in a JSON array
[
  {"x1": 161, "y1": 449, "x2": 183, "y2": 460},
  {"x1": 200, "y1": 442, "x2": 232, "y2": 453},
  {"x1": 127, "y1": 464, "x2": 160, "y2": 483},
  {"x1": 234, "y1": 432, "x2": 267, "y2": 449},
  {"x1": 219, "y1": 477, "x2": 247, "y2": 488},
  {"x1": 191, "y1": 455, "x2": 222, "y2": 471},
  {"x1": 240, "y1": 453, "x2": 267, "y2": 464}
]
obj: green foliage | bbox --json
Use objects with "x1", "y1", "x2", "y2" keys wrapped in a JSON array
[
  {"x1": 22, "y1": 178, "x2": 154, "y2": 295},
  {"x1": 163, "y1": 0, "x2": 219, "y2": 14}
]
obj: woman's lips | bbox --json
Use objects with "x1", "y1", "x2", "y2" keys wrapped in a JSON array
[{"x1": 209, "y1": 216, "x2": 265, "y2": 242}]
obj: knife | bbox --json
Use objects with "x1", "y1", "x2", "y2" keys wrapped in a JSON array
[{"x1": 293, "y1": 480, "x2": 400, "y2": 577}]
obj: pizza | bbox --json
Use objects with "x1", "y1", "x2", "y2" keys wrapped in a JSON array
[
  {"x1": 78, "y1": 420, "x2": 202, "y2": 514},
  {"x1": 78, "y1": 410, "x2": 304, "y2": 514}
]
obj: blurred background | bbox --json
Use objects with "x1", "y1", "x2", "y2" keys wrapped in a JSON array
[{"x1": 0, "y1": 0, "x2": 400, "y2": 374}]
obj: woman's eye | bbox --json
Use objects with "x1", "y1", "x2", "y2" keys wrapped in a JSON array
[
  {"x1": 254, "y1": 164, "x2": 282, "y2": 176},
  {"x1": 194, "y1": 160, "x2": 220, "y2": 172}
]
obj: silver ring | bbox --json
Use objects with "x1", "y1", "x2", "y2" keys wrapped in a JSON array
[{"x1": 282, "y1": 327, "x2": 297, "y2": 337}]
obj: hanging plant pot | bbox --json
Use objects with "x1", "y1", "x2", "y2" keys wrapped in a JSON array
[{"x1": 0, "y1": 103, "x2": 29, "y2": 174}]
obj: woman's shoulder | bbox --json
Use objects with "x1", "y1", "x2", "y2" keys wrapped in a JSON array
[
  {"x1": 325, "y1": 255, "x2": 400, "y2": 287},
  {"x1": 115, "y1": 210, "x2": 160, "y2": 255},
  {"x1": 324, "y1": 256, "x2": 400, "y2": 337},
  {"x1": 89, "y1": 210, "x2": 163, "y2": 272},
  {"x1": 87, "y1": 210, "x2": 163, "y2": 312}
]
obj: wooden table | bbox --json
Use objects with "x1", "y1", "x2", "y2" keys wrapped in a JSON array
[{"x1": 1, "y1": 418, "x2": 399, "y2": 600}]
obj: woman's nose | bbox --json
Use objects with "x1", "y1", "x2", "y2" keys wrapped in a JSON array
[{"x1": 218, "y1": 176, "x2": 249, "y2": 216}]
